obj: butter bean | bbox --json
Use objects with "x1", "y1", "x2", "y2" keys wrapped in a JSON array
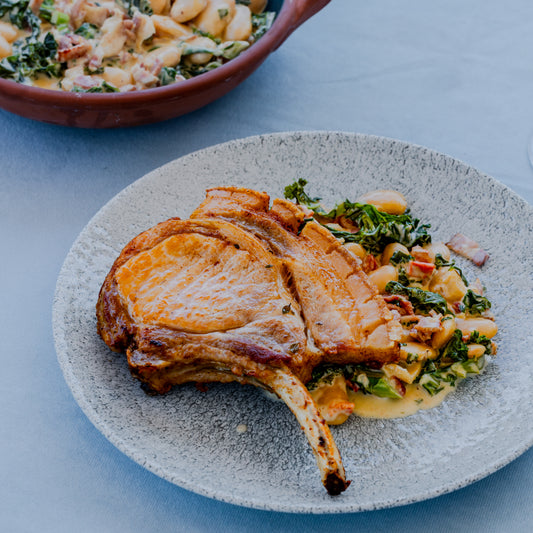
[
  {"x1": 368, "y1": 265, "x2": 398, "y2": 294},
  {"x1": 381, "y1": 242, "x2": 410, "y2": 265},
  {"x1": 344, "y1": 242, "x2": 366, "y2": 259},
  {"x1": 171, "y1": 0, "x2": 208, "y2": 23},
  {"x1": 431, "y1": 316, "x2": 456, "y2": 349},
  {"x1": 150, "y1": 0, "x2": 170, "y2": 14},
  {"x1": 0, "y1": 21, "x2": 18, "y2": 43},
  {"x1": 0, "y1": 34, "x2": 12, "y2": 58},
  {"x1": 400, "y1": 342, "x2": 437, "y2": 362},
  {"x1": 423, "y1": 241, "x2": 451, "y2": 262},
  {"x1": 357, "y1": 190, "x2": 407, "y2": 215},
  {"x1": 455, "y1": 317, "x2": 498, "y2": 339},
  {"x1": 223, "y1": 4, "x2": 252, "y2": 41},
  {"x1": 102, "y1": 67, "x2": 133, "y2": 88},
  {"x1": 429, "y1": 268, "x2": 467, "y2": 302},
  {"x1": 151, "y1": 14, "x2": 193, "y2": 38},
  {"x1": 193, "y1": 0, "x2": 236, "y2": 37}
]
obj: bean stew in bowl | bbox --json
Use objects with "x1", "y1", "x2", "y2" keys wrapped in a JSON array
[{"x1": 0, "y1": 0, "x2": 329, "y2": 127}]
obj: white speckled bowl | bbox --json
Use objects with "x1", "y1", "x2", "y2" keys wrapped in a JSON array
[{"x1": 53, "y1": 132, "x2": 533, "y2": 513}]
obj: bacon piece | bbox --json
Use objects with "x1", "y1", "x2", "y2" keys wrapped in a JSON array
[
  {"x1": 447, "y1": 233, "x2": 489, "y2": 266},
  {"x1": 409, "y1": 315, "x2": 441, "y2": 343},
  {"x1": 361, "y1": 253, "x2": 379, "y2": 273},
  {"x1": 410, "y1": 245, "x2": 431, "y2": 263},
  {"x1": 383, "y1": 294, "x2": 414, "y2": 316},
  {"x1": 407, "y1": 260, "x2": 435, "y2": 279},
  {"x1": 72, "y1": 74, "x2": 100, "y2": 89},
  {"x1": 58, "y1": 34, "x2": 91, "y2": 63}
]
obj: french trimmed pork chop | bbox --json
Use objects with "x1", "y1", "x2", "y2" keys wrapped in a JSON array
[{"x1": 96, "y1": 187, "x2": 401, "y2": 495}]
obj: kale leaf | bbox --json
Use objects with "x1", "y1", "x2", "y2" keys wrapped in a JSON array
[
  {"x1": 462, "y1": 289, "x2": 492, "y2": 315},
  {"x1": 385, "y1": 281, "x2": 451, "y2": 315},
  {"x1": 0, "y1": 0, "x2": 40, "y2": 34},
  {"x1": 251, "y1": 11, "x2": 275, "y2": 42},
  {"x1": 0, "y1": 32, "x2": 61, "y2": 82},
  {"x1": 284, "y1": 179, "x2": 431, "y2": 254}
]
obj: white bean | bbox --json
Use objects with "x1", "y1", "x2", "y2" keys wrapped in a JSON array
[
  {"x1": 150, "y1": 0, "x2": 170, "y2": 15},
  {"x1": 147, "y1": 45, "x2": 182, "y2": 68},
  {"x1": 381, "y1": 242, "x2": 410, "y2": 265},
  {"x1": 467, "y1": 344, "x2": 487, "y2": 359},
  {"x1": 431, "y1": 316, "x2": 456, "y2": 349},
  {"x1": 102, "y1": 67, "x2": 133, "y2": 88},
  {"x1": 0, "y1": 21, "x2": 18, "y2": 43},
  {"x1": 400, "y1": 342, "x2": 437, "y2": 362},
  {"x1": 344, "y1": 242, "x2": 365, "y2": 259},
  {"x1": 0, "y1": 34, "x2": 12, "y2": 58},
  {"x1": 193, "y1": 0, "x2": 236, "y2": 37},
  {"x1": 357, "y1": 190, "x2": 407, "y2": 215},
  {"x1": 184, "y1": 35, "x2": 217, "y2": 64},
  {"x1": 429, "y1": 268, "x2": 467, "y2": 302},
  {"x1": 171, "y1": 0, "x2": 208, "y2": 22},
  {"x1": 249, "y1": 0, "x2": 267, "y2": 14},
  {"x1": 223, "y1": 4, "x2": 252, "y2": 41},
  {"x1": 151, "y1": 14, "x2": 193, "y2": 38},
  {"x1": 423, "y1": 241, "x2": 451, "y2": 262},
  {"x1": 455, "y1": 317, "x2": 498, "y2": 339},
  {"x1": 382, "y1": 362, "x2": 422, "y2": 384},
  {"x1": 368, "y1": 265, "x2": 398, "y2": 294}
]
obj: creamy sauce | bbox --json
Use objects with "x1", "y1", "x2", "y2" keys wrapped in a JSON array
[
  {"x1": 347, "y1": 382, "x2": 456, "y2": 419},
  {"x1": 0, "y1": 1, "x2": 274, "y2": 92},
  {"x1": 33, "y1": 76, "x2": 61, "y2": 90}
]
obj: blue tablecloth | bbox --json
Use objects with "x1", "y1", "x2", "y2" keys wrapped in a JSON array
[{"x1": 2, "y1": 1, "x2": 532, "y2": 531}]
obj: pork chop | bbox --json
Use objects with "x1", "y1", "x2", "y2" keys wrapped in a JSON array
[{"x1": 96, "y1": 187, "x2": 401, "y2": 495}]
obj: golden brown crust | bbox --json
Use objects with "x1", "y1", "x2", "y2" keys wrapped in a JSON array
[{"x1": 96, "y1": 186, "x2": 402, "y2": 496}]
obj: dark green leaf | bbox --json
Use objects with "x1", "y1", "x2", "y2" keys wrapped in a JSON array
[
  {"x1": 462, "y1": 289, "x2": 491, "y2": 315},
  {"x1": 385, "y1": 281, "x2": 451, "y2": 315}
]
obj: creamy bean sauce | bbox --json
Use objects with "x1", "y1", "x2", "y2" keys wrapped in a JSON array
[
  {"x1": 348, "y1": 383, "x2": 454, "y2": 419},
  {"x1": 284, "y1": 180, "x2": 498, "y2": 426},
  {"x1": 0, "y1": 0, "x2": 275, "y2": 92}
]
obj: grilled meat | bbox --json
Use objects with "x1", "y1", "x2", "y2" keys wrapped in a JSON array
[{"x1": 96, "y1": 187, "x2": 401, "y2": 495}]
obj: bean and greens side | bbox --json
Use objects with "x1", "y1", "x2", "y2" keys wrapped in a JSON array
[
  {"x1": 285, "y1": 179, "x2": 497, "y2": 422},
  {"x1": 0, "y1": 0, "x2": 275, "y2": 91}
]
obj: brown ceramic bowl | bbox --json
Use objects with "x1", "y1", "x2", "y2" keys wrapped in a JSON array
[{"x1": 0, "y1": 0, "x2": 330, "y2": 128}]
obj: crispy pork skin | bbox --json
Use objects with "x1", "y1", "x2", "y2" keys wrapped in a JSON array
[{"x1": 97, "y1": 187, "x2": 401, "y2": 495}]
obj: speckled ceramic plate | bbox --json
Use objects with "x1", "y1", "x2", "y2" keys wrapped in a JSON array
[{"x1": 53, "y1": 131, "x2": 533, "y2": 513}]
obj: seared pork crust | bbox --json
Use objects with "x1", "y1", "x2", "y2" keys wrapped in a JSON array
[{"x1": 96, "y1": 187, "x2": 401, "y2": 495}]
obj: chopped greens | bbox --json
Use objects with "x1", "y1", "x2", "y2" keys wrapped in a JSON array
[
  {"x1": 462, "y1": 289, "x2": 492, "y2": 315},
  {"x1": 389, "y1": 250, "x2": 413, "y2": 266},
  {"x1": 0, "y1": 0, "x2": 40, "y2": 33},
  {"x1": 417, "y1": 330, "x2": 490, "y2": 395},
  {"x1": 0, "y1": 31, "x2": 60, "y2": 82},
  {"x1": 284, "y1": 178, "x2": 324, "y2": 213},
  {"x1": 306, "y1": 364, "x2": 346, "y2": 390},
  {"x1": 251, "y1": 11, "x2": 275, "y2": 42},
  {"x1": 74, "y1": 22, "x2": 99, "y2": 40},
  {"x1": 284, "y1": 178, "x2": 431, "y2": 254},
  {"x1": 71, "y1": 81, "x2": 119, "y2": 93},
  {"x1": 158, "y1": 66, "x2": 178, "y2": 86},
  {"x1": 385, "y1": 281, "x2": 451, "y2": 316},
  {"x1": 115, "y1": 0, "x2": 152, "y2": 16}
]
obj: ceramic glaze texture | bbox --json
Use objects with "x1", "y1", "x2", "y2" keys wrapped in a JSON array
[{"x1": 53, "y1": 132, "x2": 533, "y2": 513}]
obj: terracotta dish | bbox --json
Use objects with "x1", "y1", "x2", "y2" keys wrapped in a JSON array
[{"x1": 0, "y1": 0, "x2": 329, "y2": 128}]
